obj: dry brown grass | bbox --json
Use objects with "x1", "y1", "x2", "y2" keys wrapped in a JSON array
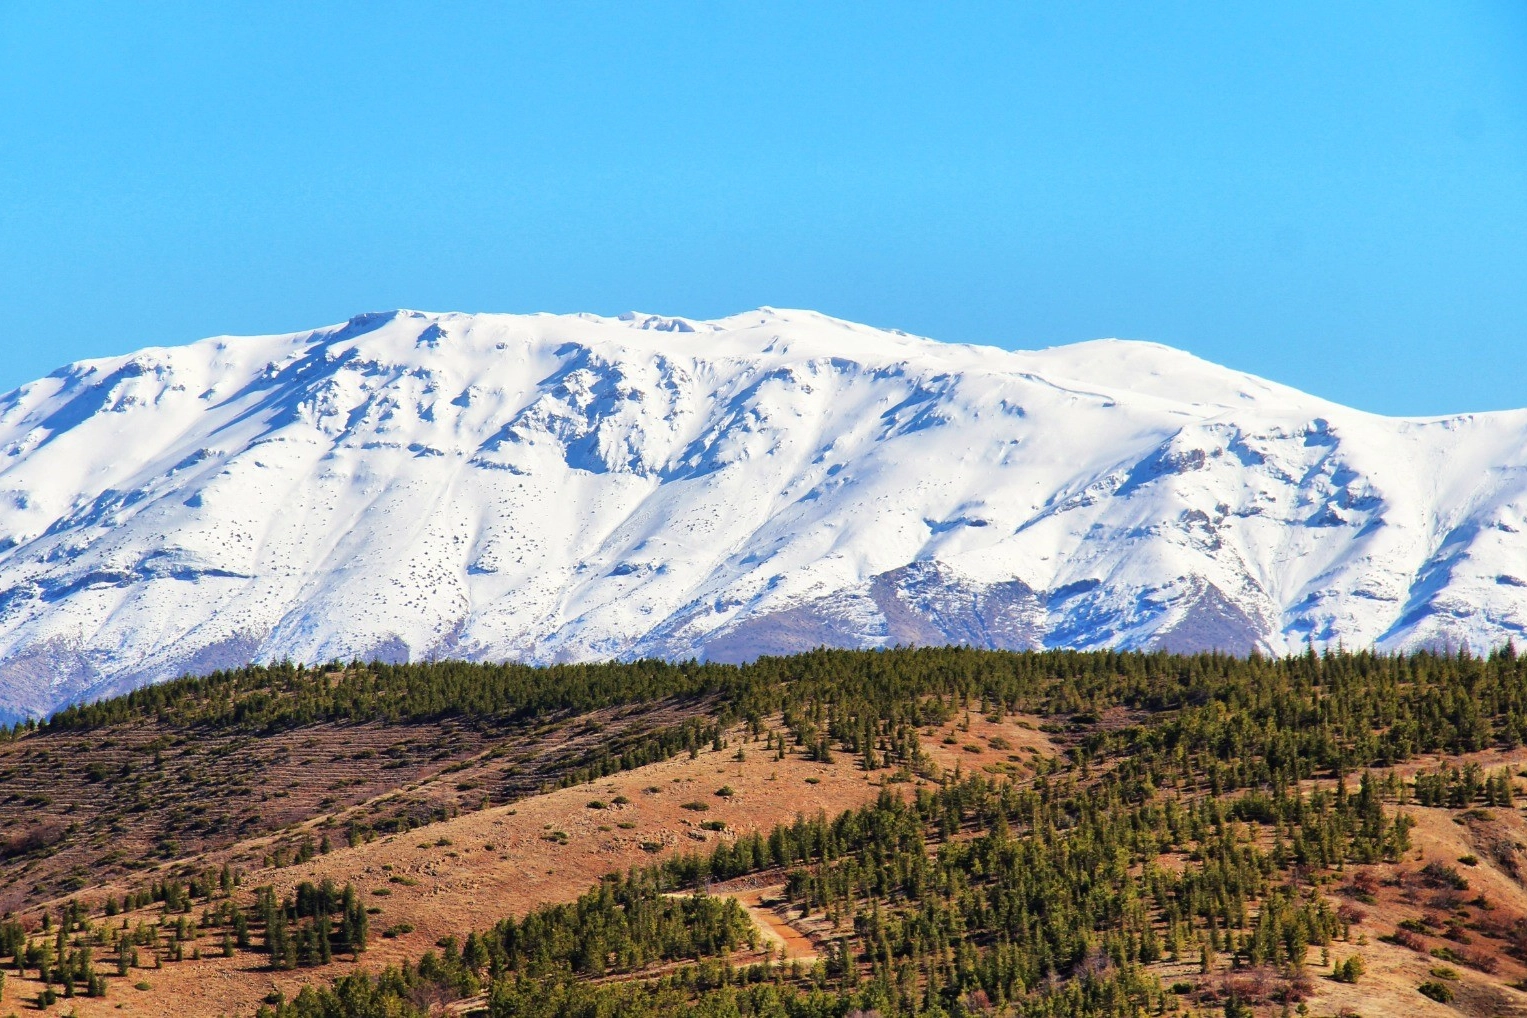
[
  {"x1": 0, "y1": 697, "x2": 716, "y2": 913},
  {"x1": 0, "y1": 712, "x2": 1053, "y2": 1017},
  {"x1": 15, "y1": 704, "x2": 1527, "y2": 1018},
  {"x1": 39, "y1": 710, "x2": 1527, "y2": 1018}
]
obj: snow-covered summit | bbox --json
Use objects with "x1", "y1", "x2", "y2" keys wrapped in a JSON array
[{"x1": 0, "y1": 308, "x2": 1523, "y2": 720}]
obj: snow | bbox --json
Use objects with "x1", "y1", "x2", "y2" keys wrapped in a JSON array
[{"x1": 0, "y1": 307, "x2": 1523, "y2": 718}]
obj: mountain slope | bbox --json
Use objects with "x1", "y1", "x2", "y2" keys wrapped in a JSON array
[{"x1": 0, "y1": 308, "x2": 1523, "y2": 717}]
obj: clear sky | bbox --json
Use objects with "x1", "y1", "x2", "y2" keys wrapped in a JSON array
[{"x1": 2, "y1": 3, "x2": 1524, "y2": 416}]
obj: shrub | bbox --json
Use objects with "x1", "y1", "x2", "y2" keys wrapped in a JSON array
[
  {"x1": 1421, "y1": 861, "x2": 1469, "y2": 890},
  {"x1": 1347, "y1": 870, "x2": 1379, "y2": 903},
  {"x1": 1332, "y1": 955, "x2": 1363, "y2": 983},
  {"x1": 1418, "y1": 980, "x2": 1454, "y2": 1003},
  {"x1": 1458, "y1": 947, "x2": 1499, "y2": 974},
  {"x1": 680, "y1": 801, "x2": 709, "y2": 812},
  {"x1": 1336, "y1": 902, "x2": 1366, "y2": 925}
]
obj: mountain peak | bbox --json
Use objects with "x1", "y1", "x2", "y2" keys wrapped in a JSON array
[{"x1": 0, "y1": 308, "x2": 1521, "y2": 720}]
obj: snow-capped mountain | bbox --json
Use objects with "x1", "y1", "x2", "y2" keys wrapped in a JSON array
[{"x1": 0, "y1": 307, "x2": 1523, "y2": 719}]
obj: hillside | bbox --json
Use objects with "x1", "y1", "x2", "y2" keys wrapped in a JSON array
[
  {"x1": 1, "y1": 309, "x2": 1526, "y2": 717},
  {"x1": 2, "y1": 649, "x2": 1527, "y2": 1016}
]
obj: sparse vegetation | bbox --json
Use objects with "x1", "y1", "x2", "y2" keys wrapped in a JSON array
[
  {"x1": 1418, "y1": 979, "x2": 1455, "y2": 1002},
  {"x1": 7, "y1": 646, "x2": 1527, "y2": 1016},
  {"x1": 1333, "y1": 954, "x2": 1365, "y2": 983}
]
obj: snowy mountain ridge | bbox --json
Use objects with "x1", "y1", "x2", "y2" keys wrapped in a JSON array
[{"x1": 0, "y1": 307, "x2": 1523, "y2": 719}]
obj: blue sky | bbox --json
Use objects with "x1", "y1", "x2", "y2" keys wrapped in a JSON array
[{"x1": 1, "y1": 3, "x2": 1523, "y2": 416}]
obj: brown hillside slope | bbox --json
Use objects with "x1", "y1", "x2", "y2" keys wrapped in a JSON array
[
  {"x1": 0, "y1": 696, "x2": 712, "y2": 913},
  {"x1": 0, "y1": 713, "x2": 1054, "y2": 1017},
  {"x1": 20, "y1": 708, "x2": 1527, "y2": 1018}
]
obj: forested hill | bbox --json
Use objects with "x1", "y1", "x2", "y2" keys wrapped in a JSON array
[
  {"x1": 33, "y1": 646, "x2": 1527, "y2": 764},
  {"x1": 206, "y1": 647, "x2": 1527, "y2": 1017},
  {"x1": 6, "y1": 648, "x2": 1527, "y2": 1016}
]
